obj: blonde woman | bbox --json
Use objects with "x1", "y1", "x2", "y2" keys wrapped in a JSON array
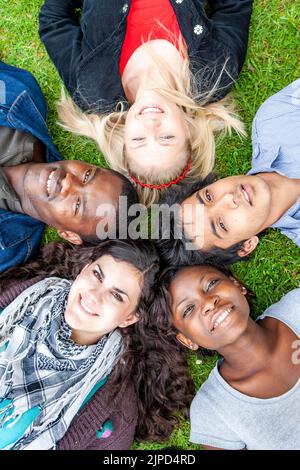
[{"x1": 39, "y1": 0, "x2": 252, "y2": 205}]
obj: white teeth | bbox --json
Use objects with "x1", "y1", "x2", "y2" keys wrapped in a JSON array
[
  {"x1": 80, "y1": 297, "x2": 95, "y2": 315},
  {"x1": 213, "y1": 308, "x2": 232, "y2": 330},
  {"x1": 242, "y1": 189, "x2": 250, "y2": 203},
  {"x1": 46, "y1": 170, "x2": 55, "y2": 196},
  {"x1": 140, "y1": 107, "x2": 163, "y2": 115}
]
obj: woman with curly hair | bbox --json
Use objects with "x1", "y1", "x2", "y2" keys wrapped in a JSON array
[
  {"x1": 153, "y1": 263, "x2": 300, "y2": 450},
  {"x1": 0, "y1": 239, "x2": 193, "y2": 449},
  {"x1": 39, "y1": 0, "x2": 252, "y2": 205}
]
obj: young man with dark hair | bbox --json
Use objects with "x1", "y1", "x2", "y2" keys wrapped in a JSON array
[
  {"x1": 158, "y1": 81, "x2": 300, "y2": 266},
  {"x1": 0, "y1": 61, "x2": 138, "y2": 272}
]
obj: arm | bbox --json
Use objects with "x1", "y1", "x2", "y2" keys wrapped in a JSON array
[
  {"x1": 39, "y1": 1, "x2": 83, "y2": 96},
  {"x1": 208, "y1": 0, "x2": 254, "y2": 73}
]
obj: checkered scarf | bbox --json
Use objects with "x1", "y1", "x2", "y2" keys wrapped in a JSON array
[{"x1": 0, "y1": 277, "x2": 123, "y2": 450}]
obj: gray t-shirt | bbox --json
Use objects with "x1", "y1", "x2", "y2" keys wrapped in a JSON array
[
  {"x1": 0, "y1": 126, "x2": 37, "y2": 213},
  {"x1": 190, "y1": 289, "x2": 300, "y2": 450}
]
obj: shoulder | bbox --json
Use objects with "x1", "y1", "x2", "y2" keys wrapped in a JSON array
[
  {"x1": 254, "y1": 80, "x2": 300, "y2": 124},
  {"x1": 190, "y1": 368, "x2": 246, "y2": 450},
  {"x1": 259, "y1": 289, "x2": 300, "y2": 325},
  {"x1": 190, "y1": 367, "x2": 221, "y2": 422},
  {"x1": 0, "y1": 61, "x2": 45, "y2": 110},
  {"x1": 251, "y1": 80, "x2": 300, "y2": 168}
]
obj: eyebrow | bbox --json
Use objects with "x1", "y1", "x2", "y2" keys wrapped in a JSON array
[
  {"x1": 196, "y1": 192, "x2": 204, "y2": 204},
  {"x1": 97, "y1": 264, "x2": 130, "y2": 300},
  {"x1": 176, "y1": 297, "x2": 188, "y2": 309},
  {"x1": 114, "y1": 287, "x2": 130, "y2": 299}
]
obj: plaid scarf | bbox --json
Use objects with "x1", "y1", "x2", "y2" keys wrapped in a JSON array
[{"x1": 0, "y1": 277, "x2": 122, "y2": 450}]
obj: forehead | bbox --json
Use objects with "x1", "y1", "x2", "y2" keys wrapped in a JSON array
[
  {"x1": 91, "y1": 254, "x2": 142, "y2": 293},
  {"x1": 60, "y1": 160, "x2": 91, "y2": 171},
  {"x1": 171, "y1": 266, "x2": 223, "y2": 295},
  {"x1": 84, "y1": 168, "x2": 123, "y2": 215}
]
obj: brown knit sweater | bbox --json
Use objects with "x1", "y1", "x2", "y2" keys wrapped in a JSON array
[{"x1": 0, "y1": 277, "x2": 138, "y2": 450}]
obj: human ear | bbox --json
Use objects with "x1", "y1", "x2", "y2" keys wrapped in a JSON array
[
  {"x1": 119, "y1": 311, "x2": 140, "y2": 329},
  {"x1": 237, "y1": 236, "x2": 259, "y2": 258},
  {"x1": 229, "y1": 277, "x2": 247, "y2": 296},
  {"x1": 58, "y1": 230, "x2": 83, "y2": 245},
  {"x1": 176, "y1": 332, "x2": 199, "y2": 351}
]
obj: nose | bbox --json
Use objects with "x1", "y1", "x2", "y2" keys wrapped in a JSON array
[
  {"x1": 86, "y1": 288, "x2": 104, "y2": 309},
  {"x1": 60, "y1": 172, "x2": 78, "y2": 197},
  {"x1": 201, "y1": 295, "x2": 219, "y2": 316},
  {"x1": 142, "y1": 116, "x2": 161, "y2": 130},
  {"x1": 217, "y1": 192, "x2": 238, "y2": 209}
]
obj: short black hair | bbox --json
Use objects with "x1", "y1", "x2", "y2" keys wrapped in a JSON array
[
  {"x1": 81, "y1": 170, "x2": 139, "y2": 244},
  {"x1": 154, "y1": 173, "x2": 248, "y2": 267},
  {"x1": 113, "y1": 170, "x2": 139, "y2": 237}
]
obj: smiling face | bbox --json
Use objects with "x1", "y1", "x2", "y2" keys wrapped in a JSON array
[
  {"x1": 20, "y1": 160, "x2": 123, "y2": 243},
  {"x1": 170, "y1": 266, "x2": 250, "y2": 351},
  {"x1": 124, "y1": 90, "x2": 189, "y2": 177},
  {"x1": 65, "y1": 254, "x2": 143, "y2": 345},
  {"x1": 181, "y1": 175, "x2": 273, "y2": 256}
]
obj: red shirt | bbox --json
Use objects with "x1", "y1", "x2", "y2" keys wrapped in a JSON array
[{"x1": 119, "y1": 0, "x2": 184, "y2": 75}]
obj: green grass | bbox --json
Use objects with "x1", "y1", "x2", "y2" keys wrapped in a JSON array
[{"x1": 1, "y1": 0, "x2": 300, "y2": 450}]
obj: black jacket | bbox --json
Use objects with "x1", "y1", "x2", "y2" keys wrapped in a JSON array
[{"x1": 39, "y1": 0, "x2": 253, "y2": 113}]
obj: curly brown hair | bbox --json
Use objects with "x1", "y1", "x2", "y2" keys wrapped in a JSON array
[{"x1": 0, "y1": 239, "x2": 194, "y2": 442}]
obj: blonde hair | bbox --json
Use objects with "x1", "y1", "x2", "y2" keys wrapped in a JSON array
[{"x1": 57, "y1": 34, "x2": 245, "y2": 206}]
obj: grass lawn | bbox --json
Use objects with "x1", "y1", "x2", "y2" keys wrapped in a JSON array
[{"x1": 1, "y1": 0, "x2": 300, "y2": 450}]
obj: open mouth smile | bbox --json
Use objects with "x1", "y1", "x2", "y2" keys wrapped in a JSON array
[
  {"x1": 138, "y1": 106, "x2": 164, "y2": 115},
  {"x1": 241, "y1": 184, "x2": 253, "y2": 206},
  {"x1": 80, "y1": 295, "x2": 100, "y2": 317},
  {"x1": 210, "y1": 306, "x2": 234, "y2": 332},
  {"x1": 46, "y1": 170, "x2": 56, "y2": 196}
]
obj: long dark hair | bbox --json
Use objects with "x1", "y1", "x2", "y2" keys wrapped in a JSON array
[
  {"x1": 152, "y1": 263, "x2": 254, "y2": 358},
  {"x1": 0, "y1": 239, "x2": 193, "y2": 441}
]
